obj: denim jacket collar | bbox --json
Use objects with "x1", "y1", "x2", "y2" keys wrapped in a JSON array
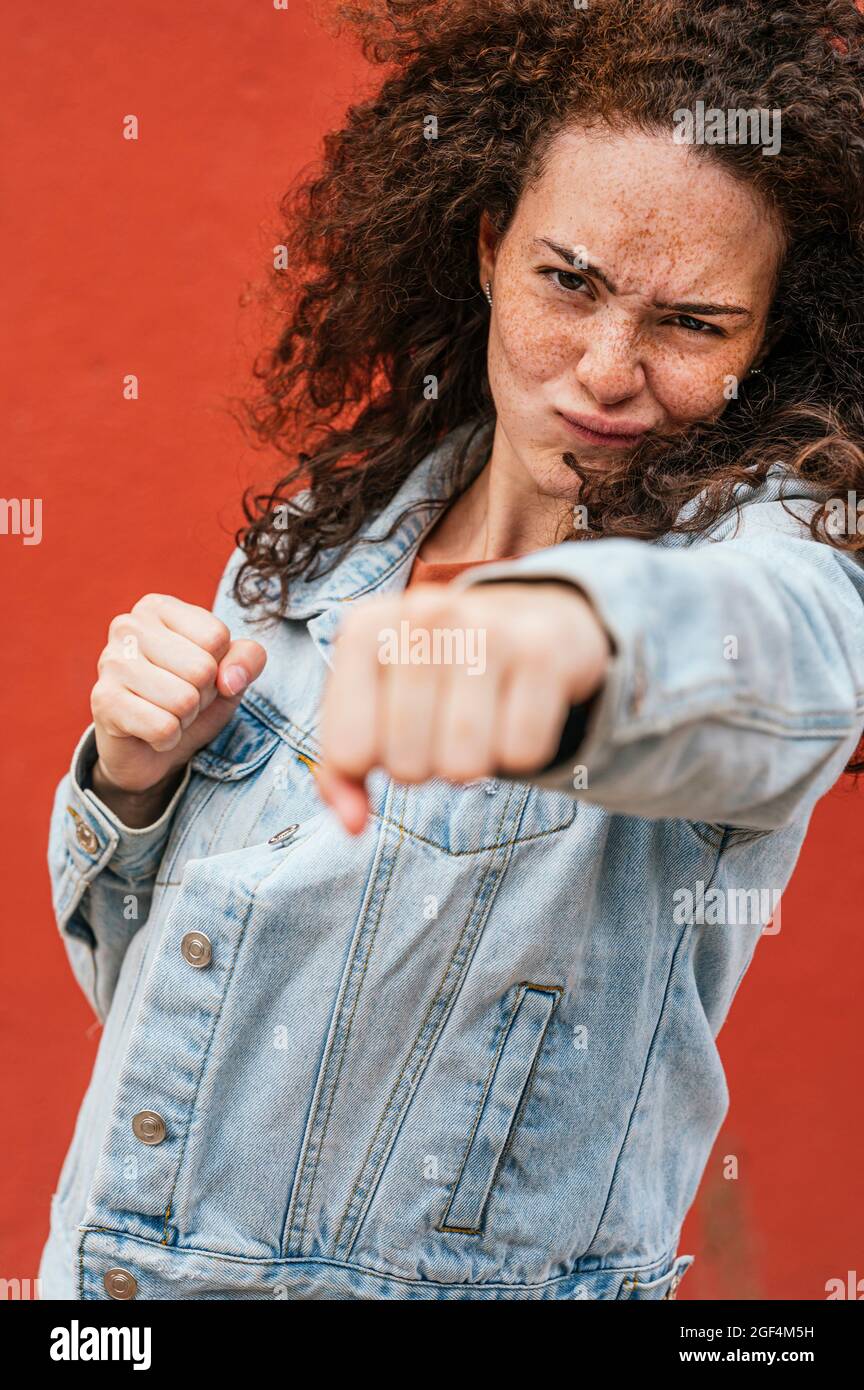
[
  {"x1": 282, "y1": 418, "x2": 495, "y2": 625},
  {"x1": 278, "y1": 418, "x2": 493, "y2": 668}
]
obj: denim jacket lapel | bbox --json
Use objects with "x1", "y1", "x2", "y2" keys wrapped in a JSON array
[{"x1": 293, "y1": 418, "x2": 494, "y2": 668}]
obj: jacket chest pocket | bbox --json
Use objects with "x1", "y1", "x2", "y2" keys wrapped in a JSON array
[
  {"x1": 390, "y1": 779, "x2": 577, "y2": 856},
  {"x1": 438, "y1": 982, "x2": 562, "y2": 1235},
  {"x1": 162, "y1": 702, "x2": 322, "y2": 876}
]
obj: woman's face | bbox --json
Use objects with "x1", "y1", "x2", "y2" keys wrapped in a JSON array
[{"x1": 479, "y1": 123, "x2": 785, "y2": 499}]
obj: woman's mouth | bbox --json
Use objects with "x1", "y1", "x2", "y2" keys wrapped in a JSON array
[{"x1": 556, "y1": 409, "x2": 648, "y2": 449}]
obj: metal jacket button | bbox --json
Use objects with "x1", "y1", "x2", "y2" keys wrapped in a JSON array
[
  {"x1": 181, "y1": 931, "x2": 212, "y2": 967},
  {"x1": 104, "y1": 1267, "x2": 137, "y2": 1300},
  {"x1": 268, "y1": 823, "x2": 299, "y2": 846},
  {"x1": 132, "y1": 1110, "x2": 166, "y2": 1145},
  {"x1": 75, "y1": 820, "x2": 99, "y2": 854}
]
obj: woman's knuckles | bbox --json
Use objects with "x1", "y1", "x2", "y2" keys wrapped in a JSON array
[
  {"x1": 384, "y1": 750, "x2": 434, "y2": 784},
  {"x1": 320, "y1": 582, "x2": 602, "y2": 791},
  {"x1": 436, "y1": 750, "x2": 492, "y2": 782}
]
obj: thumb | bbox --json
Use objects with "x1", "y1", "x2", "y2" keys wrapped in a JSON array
[
  {"x1": 173, "y1": 639, "x2": 269, "y2": 758},
  {"x1": 215, "y1": 639, "x2": 268, "y2": 699}
]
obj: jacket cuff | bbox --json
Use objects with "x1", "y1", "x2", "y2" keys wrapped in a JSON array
[
  {"x1": 533, "y1": 690, "x2": 601, "y2": 775},
  {"x1": 63, "y1": 723, "x2": 192, "y2": 880}
]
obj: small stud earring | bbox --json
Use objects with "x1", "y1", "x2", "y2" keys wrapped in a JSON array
[
  {"x1": 484, "y1": 280, "x2": 493, "y2": 307},
  {"x1": 748, "y1": 366, "x2": 763, "y2": 376}
]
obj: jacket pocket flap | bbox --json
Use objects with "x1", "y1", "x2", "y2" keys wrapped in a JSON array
[{"x1": 190, "y1": 704, "x2": 284, "y2": 780}]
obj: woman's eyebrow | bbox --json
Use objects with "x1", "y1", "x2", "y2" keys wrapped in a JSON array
[
  {"x1": 654, "y1": 296, "x2": 752, "y2": 318},
  {"x1": 534, "y1": 237, "x2": 752, "y2": 318}
]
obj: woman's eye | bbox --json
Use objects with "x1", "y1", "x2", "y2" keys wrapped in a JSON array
[
  {"x1": 539, "y1": 269, "x2": 724, "y2": 337},
  {"x1": 542, "y1": 267, "x2": 590, "y2": 294},
  {"x1": 671, "y1": 314, "x2": 722, "y2": 336}
]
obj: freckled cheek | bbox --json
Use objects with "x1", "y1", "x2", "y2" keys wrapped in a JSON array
[
  {"x1": 651, "y1": 355, "x2": 746, "y2": 423},
  {"x1": 490, "y1": 307, "x2": 574, "y2": 392}
]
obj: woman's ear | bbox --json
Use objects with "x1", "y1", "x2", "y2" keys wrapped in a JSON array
[{"x1": 477, "y1": 210, "x2": 501, "y2": 294}]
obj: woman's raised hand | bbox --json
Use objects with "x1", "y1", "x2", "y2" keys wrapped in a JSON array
[
  {"x1": 90, "y1": 593, "x2": 267, "y2": 804},
  {"x1": 318, "y1": 581, "x2": 612, "y2": 834}
]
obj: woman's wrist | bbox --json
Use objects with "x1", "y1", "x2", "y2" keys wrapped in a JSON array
[{"x1": 88, "y1": 757, "x2": 187, "y2": 829}]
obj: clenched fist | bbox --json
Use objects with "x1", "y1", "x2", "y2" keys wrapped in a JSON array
[
  {"x1": 89, "y1": 593, "x2": 267, "y2": 819},
  {"x1": 317, "y1": 580, "x2": 612, "y2": 834}
]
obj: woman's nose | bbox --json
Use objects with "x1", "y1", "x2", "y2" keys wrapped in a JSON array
[{"x1": 573, "y1": 325, "x2": 646, "y2": 403}]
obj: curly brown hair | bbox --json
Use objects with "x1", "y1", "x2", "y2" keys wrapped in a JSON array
[{"x1": 231, "y1": 0, "x2": 864, "y2": 768}]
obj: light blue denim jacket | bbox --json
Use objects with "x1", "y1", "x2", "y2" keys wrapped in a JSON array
[{"x1": 40, "y1": 420, "x2": 864, "y2": 1300}]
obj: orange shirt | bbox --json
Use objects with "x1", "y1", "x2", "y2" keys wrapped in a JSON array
[{"x1": 407, "y1": 553, "x2": 517, "y2": 587}]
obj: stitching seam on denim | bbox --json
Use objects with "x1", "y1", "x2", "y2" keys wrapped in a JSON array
[
  {"x1": 581, "y1": 829, "x2": 728, "y2": 1259},
  {"x1": 335, "y1": 787, "x2": 524, "y2": 1255},
  {"x1": 286, "y1": 786, "x2": 407, "y2": 1257},
  {"x1": 370, "y1": 811, "x2": 575, "y2": 855},
  {"x1": 141, "y1": 861, "x2": 274, "y2": 1248},
  {"x1": 76, "y1": 1222, "x2": 650, "y2": 1290}
]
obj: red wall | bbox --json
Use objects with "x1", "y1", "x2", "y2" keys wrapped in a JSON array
[{"x1": 2, "y1": 1, "x2": 861, "y2": 1300}]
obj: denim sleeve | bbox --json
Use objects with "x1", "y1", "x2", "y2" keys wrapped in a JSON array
[
  {"x1": 450, "y1": 498, "x2": 864, "y2": 831},
  {"x1": 47, "y1": 721, "x2": 192, "y2": 1021}
]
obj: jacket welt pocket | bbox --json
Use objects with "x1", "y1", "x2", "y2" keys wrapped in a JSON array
[{"x1": 438, "y1": 982, "x2": 561, "y2": 1235}]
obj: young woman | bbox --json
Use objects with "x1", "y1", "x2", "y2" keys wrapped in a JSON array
[{"x1": 42, "y1": 0, "x2": 864, "y2": 1300}]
